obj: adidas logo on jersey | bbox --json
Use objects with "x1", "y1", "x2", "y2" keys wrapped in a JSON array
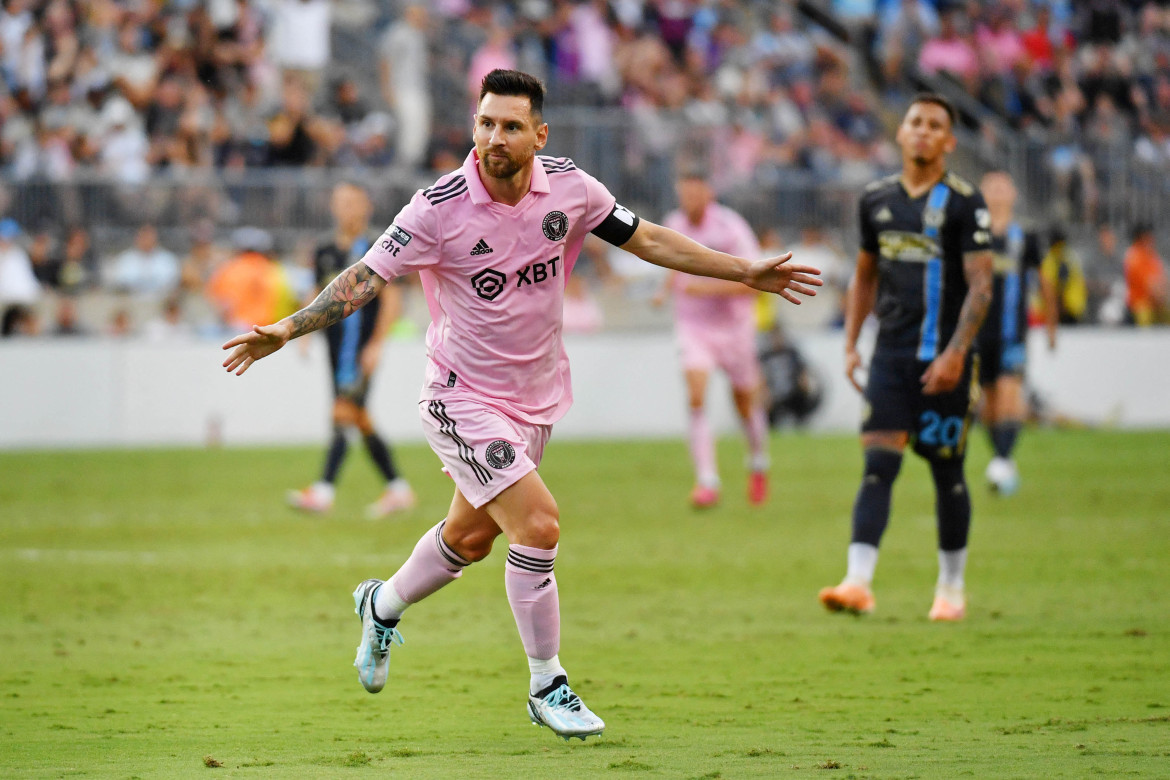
[
  {"x1": 470, "y1": 238, "x2": 494, "y2": 256},
  {"x1": 874, "y1": 206, "x2": 893, "y2": 223}
]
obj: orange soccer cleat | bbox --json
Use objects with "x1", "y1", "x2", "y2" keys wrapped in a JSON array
[
  {"x1": 928, "y1": 587, "x2": 967, "y2": 621},
  {"x1": 818, "y1": 582, "x2": 876, "y2": 615}
]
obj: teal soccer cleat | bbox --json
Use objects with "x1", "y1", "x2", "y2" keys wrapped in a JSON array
[
  {"x1": 527, "y1": 676, "x2": 605, "y2": 741},
  {"x1": 352, "y1": 579, "x2": 404, "y2": 694}
]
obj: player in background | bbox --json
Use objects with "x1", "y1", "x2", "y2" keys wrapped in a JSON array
[
  {"x1": 287, "y1": 182, "x2": 417, "y2": 518},
  {"x1": 660, "y1": 169, "x2": 770, "y2": 508},
  {"x1": 974, "y1": 171, "x2": 1056, "y2": 497},
  {"x1": 818, "y1": 94, "x2": 993, "y2": 622},
  {"x1": 223, "y1": 70, "x2": 821, "y2": 741}
]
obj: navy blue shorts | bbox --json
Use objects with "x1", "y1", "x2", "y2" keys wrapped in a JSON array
[
  {"x1": 861, "y1": 351, "x2": 978, "y2": 461},
  {"x1": 975, "y1": 332, "x2": 1025, "y2": 385}
]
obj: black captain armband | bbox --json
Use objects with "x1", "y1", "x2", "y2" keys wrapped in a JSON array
[{"x1": 590, "y1": 202, "x2": 640, "y2": 246}]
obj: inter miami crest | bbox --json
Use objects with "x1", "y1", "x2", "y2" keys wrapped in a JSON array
[
  {"x1": 542, "y1": 211, "x2": 568, "y2": 241},
  {"x1": 471, "y1": 268, "x2": 506, "y2": 301},
  {"x1": 485, "y1": 439, "x2": 516, "y2": 469}
]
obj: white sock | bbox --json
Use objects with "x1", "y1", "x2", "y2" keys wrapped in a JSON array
[
  {"x1": 372, "y1": 579, "x2": 411, "y2": 623},
  {"x1": 938, "y1": 548, "x2": 968, "y2": 591},
  {"x1": 387, "y1": 477, "x2": 411, "y2": 492},
  {"x1": 845, "y1": 542, "x2": 879, "y2": 586},
  {"x1": 528, "y1": 654, "x2": 567, "y2": 695},
  {"x1": 312, "y1": 481, "x2": 335, "y2": 501}
]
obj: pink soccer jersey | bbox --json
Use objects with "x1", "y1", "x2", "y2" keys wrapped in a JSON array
[
  {"x1": 662, "y1": 202, "x2": 761, "y2": 326},
  {"x1": 361, "y1": 151, "x2": 622, "y2": 425}
]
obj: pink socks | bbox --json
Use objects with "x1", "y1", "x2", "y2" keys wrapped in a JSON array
[{"x1": 504, "y1": 544, "x2": 560, "y2": 661}]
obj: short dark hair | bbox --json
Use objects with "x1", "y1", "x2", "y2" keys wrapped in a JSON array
[
  {"x1": 479, "y1": 69, "x2": 545, "y2": 121},
  {"x1": 908, "y1": 92, "x2": 957, "y2": 127}
]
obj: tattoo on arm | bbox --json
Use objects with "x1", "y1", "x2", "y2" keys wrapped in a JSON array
[
  {"x1": 289, "y1": 262, "x2": 382, "y2": 338},
  {"x1": 947, "y1": 252, "x2": 993, "y2": 354}
]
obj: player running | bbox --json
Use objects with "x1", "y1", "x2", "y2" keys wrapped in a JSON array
[
  {"x1": 223, "y1": 70, "x2": 821, "y2": 741},
  {"x1": 660, "y1": 169, "x2": 771, "y2": 508},
  {"x1": 818, "y1": 93, "x2": 993, "y2": 622}
]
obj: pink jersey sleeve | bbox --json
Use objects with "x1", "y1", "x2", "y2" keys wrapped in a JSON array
[
  {"x1": 360, "y1": 190, "x2": 441, "y2": 281},
  {"x1": 576, "y1": 167, "x2": 619, "y2": 234}
]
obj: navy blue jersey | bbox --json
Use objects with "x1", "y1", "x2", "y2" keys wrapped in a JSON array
[
  {"x1": 978, "y1": 223, "x2": 1042, "y2": 348},
  {"x1": 859, "y1": 172, "x2": 991, "y2": 359},
  {"x1": 315, "y1": 236, "x2": 381, "y2": 390}
]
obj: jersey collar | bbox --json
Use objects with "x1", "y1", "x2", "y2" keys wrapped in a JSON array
[{"x1": 465, "y1": 149, "x2": 551, "y2": 205}]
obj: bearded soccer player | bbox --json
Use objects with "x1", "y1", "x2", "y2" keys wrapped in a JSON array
[
  {"x1": 819, "y1": 94, "x2": 993, "y2": 622},
  {"x1": 661, "y1": 169, "x2": 771, "y2": 508},
  {"x1": 223, "y1": 70, "x2": 822, "y2": 740}
]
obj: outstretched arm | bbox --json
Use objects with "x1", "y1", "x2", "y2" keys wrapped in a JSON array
[
  {"x1": 222, "y1": 261, "x2": 386, "y2": 375},
  {"x1": 619, "y1": 220, "x2": 821, "y2": 304}
]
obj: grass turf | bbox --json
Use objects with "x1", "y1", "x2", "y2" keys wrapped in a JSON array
[{"x1": 1, "y1": 430, "x2": 1168, "y2": 778}]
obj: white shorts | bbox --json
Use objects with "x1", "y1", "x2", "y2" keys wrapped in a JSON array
[
  {"x1": 420, "y1": 397, "x2": 552, "y2": 508},
  {"x1": 676, "y1": 316, "x2": 762, "y2": 391}
]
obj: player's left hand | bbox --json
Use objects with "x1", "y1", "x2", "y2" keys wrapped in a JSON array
[
  {"x1": 920, "y1": 348, "x2": 964, "y2": 395},
  {"x1": 744, "y1": 253, "x2": 822, "y2": 304}
]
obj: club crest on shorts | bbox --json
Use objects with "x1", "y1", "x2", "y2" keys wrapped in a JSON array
[
  {"x1": 485, "y1": 439, "x2": 516, "y2": 469},
  {"x1": 470, "y1": 268, "x2": 507, "y2": 301},
  {"x1": 542, "y1": 211, "x2": 569, "y2": 241}
]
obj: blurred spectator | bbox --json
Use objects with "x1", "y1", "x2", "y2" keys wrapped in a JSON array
[
  {"x1": 27, "y1": 224, "x2": 55, "y2": 287},
  {"x1": 143, "y1": 294, "x2": 195, "y2": 342},
  {"x1": 1123, "y1": 223, "x2": 1168, "y2": 326},
  {"x1": 917, "y1": 9, "x2": 979, "y2": 92},
  {"x1": 777, "y1": 225, "x2": 851, "y2": 329},
  {"x1": 51, "y1": 296, "x2": 85, "y2": 337},
  {"x1": 179, "y1": 218, "x2": 224, "y2": 294},
  {"x1": 1038, "y1": 228, "x2": 1088, "y2": 326},
  {"x1": 106, "y1": 224, "x2": 181, "y2": 296},
  {"x1": 98, "y1": 97, "x2": 150, "y2": 187},
  {"x1": 1, "y1": 304, "x2": 37, "y2": 336},
  {"x1": 205, "y1": 226, "x2": 296, "y2": 331},
  {"x1": 879, "y1": 0, "x2": 939, "y2": 88},
  {"x1": 0, "y1": 218, "x2": 40, "y2": 332},
  {"x1": 107, "y1": 307, "x2": 133, "y2": 337},
  {"x1": 1090, "y1": 221, "x2": 1130, "y2": 326},
  {"x1": 379, "y1": 4, "x2": 431, "y2": 170},
  {"x1": 268, "y1": 0, "x2": 332, "y2": 97},
  {"x1": 50, "y1": 225, "x2": 100, "y2": 295},
  {"x1": 264, "y1": 78, "x2": 316, "y2": 166}
]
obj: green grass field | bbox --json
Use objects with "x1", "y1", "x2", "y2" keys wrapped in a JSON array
[{"x1": 2, "y1": 430, "x2": 1168, "y2": 778}]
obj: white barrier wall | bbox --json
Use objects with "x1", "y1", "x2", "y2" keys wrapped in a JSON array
[{"x1": 1, "y1": 328, "x2": 1168, "y2": 449}]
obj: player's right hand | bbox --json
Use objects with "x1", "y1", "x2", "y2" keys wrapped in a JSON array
[{"x1": 221, "y1": 321, "x2": 292, "y2": 376}]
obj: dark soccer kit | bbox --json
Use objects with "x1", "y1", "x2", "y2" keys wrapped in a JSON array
[
  {"x1": 857, "y1": 172, "x2": 992, "y2": 460},
  {"x1": 975, "y1": 224, "x2": 1041, "y2": 383},
  {"x1": 315, "y1": 237, "x2": 385, "y2": 404}
]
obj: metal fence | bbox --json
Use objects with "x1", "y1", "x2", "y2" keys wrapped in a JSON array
[{"x1": 3, "y1": 107, "x2": 1164, "y2": 259}]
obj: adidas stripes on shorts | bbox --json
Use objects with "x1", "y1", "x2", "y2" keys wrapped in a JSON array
[{"x1": 420, "y1": 396, "x2": 552, "y2": 508}]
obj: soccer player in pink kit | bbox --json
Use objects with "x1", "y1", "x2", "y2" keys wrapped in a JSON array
[
  {"x1": 662, "y1": 170, "x2": 770, "y2": 508},
  {"x1": 222, "y1": 70, "x2": 821, "y2": 741}
]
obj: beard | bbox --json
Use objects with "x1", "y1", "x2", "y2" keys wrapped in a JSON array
[{"x1": 481, "y1": 150, "x2": 524, "y2": 179}]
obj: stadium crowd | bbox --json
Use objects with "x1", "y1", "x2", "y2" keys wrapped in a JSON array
[{"x1": 0, "y1": 0, "x2": 1166, "y2": 337}]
